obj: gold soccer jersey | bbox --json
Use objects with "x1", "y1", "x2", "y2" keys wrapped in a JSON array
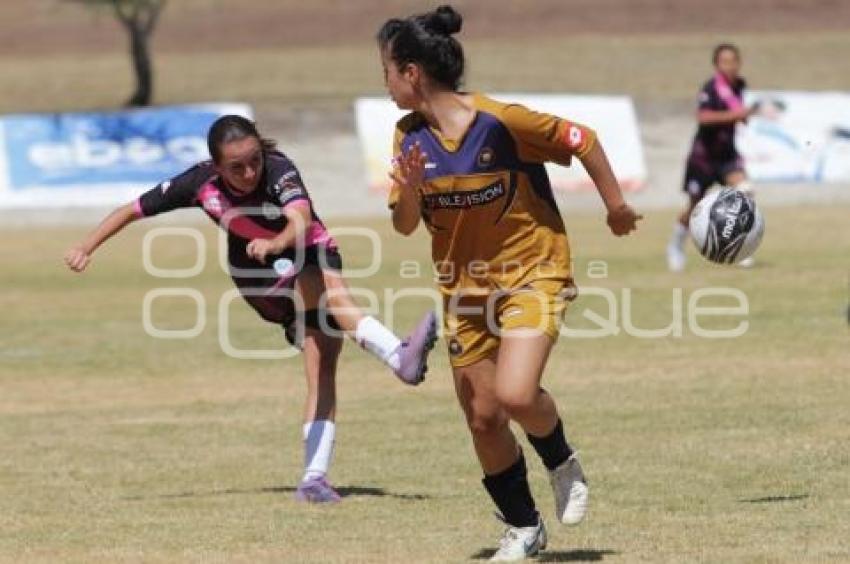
[{"x1": 389, "y1": 93, "x2": 596, "y2": 298}]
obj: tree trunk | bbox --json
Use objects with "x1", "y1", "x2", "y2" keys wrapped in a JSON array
[
  {"x1": 113, "y1": 0, "x2": 165, "y2": 108},
  {"x1": 125, "y1": 23, "x2": 152, "y2": 107}
]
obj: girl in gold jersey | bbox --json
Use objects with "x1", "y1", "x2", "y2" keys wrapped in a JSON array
[{"x1": 378, "y1": 5, "x2": 640, "y2": 560}]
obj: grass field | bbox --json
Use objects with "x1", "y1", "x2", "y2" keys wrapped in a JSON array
[
  {"x1": 2, "y1": 31, "x2": 850, "y2": 113},
  {"x1": 1, "y1": 204, "x2": 848, "y2": 563}
]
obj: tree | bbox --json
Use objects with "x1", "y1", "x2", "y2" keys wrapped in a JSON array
[{"x1": 71, "y1": 0, "x2": 166, "y2": 107}]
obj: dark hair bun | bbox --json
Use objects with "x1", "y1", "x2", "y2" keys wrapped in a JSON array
[
  {"x1": 425, "y1": 5, "x2": 462, "y2": 36},
  {"x1": 376, "y1": 4, "x2": 466, "y2": 90}
]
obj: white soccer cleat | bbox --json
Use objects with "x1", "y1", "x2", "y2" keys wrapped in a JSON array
[
  {"x1": 489, "y1": 516, "x2": 547, "y2": 562},
  {"x1": 549, "y1": 453, "x2": 589, "y2": 525},
  {"x1": 666, "y1": 241, "x2": 686, "y2": 272}
]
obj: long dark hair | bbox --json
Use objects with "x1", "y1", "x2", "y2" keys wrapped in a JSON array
[
  {"x1": 207, "y1": 115, "x2": 277, "y2": 163},
  {"x1": 712, "y1": 43, "x2": 740, "y2": 65},
  {"x1": 377, "y1": 4, "x2": 465, "y2": 91}
]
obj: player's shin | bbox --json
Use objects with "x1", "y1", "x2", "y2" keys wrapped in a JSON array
[
  {"x1": 526, "y1": 418, "x2": 573, "y2": 471},
  {"x1": 482, "y1": 452, "x2": 539, "y2": 528},
  {"x1": 302, "y1": 419, "x2": 335, "y2": 481},
  {"x1": 667, "y1": 221, "x2": 688, "y2": 272}
]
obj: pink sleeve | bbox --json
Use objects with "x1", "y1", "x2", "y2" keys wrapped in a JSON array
[{"x1": 132, "y1": 198, "x2": 145, "y2": 218}]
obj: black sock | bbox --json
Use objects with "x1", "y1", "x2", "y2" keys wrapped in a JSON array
[
  {"x1": 482, "y1": 453, "x2": 538, "y2": 528},
  {"x1": 526, "y1": 418, "x2": 573, "y2": 471}
]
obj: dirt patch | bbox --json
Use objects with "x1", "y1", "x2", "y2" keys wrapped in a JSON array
[{"x1": 1, "y1": 0, "x2": 848, "y2": 56}]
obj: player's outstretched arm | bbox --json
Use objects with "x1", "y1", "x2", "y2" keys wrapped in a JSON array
[
  {"x1": 389, "y1": 142, "x2": 426, "y2": 236},
  {"x1": 579, "y1": 142, "x2": 642, "y2": 237},
  {"x1": 64, "y1": 202, "x2": 139, "y2": 273}
]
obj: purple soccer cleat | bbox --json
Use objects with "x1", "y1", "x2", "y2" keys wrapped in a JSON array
[
  {"x1": 294, "y1": 476, "x2": 341, "y2": 504},
  {"x1": 394, "y1": 311, "x2": 438, "y2": 385}
]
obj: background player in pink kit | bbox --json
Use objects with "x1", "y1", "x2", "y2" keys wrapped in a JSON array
[
  {"x1": 667, "y1": 43, "x2": 759, "y2": 271},
  {"x1": 64, "y1": 115, "x2": 437, "y2": 503}
]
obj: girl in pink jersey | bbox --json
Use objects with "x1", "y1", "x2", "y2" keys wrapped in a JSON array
[
  {"x1": 64, "y1": 115, "x2": 437, "y2": 503},
  {"x1": 667, "y1": 43, "x2": 759, "y2": 271}
]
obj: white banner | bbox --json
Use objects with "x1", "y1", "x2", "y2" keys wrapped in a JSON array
[
  {"x1": 355, "y1": 94, "x2": 647, "y2": 196},
  {"x1": 739, "y1": 90, "x2": 850, "y2": 183}
]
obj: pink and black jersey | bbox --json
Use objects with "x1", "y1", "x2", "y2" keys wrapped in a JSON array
[
  {"x1": 691, "y1": 73, "x2": 747, "y2": 163},
  {"x1": 134, "y1": 150, "x2": 340, "y2": 327},
  {"x1": 135, "y1": 150, "x2": 336, "y2": 252},
  {"x1": 683, "y1": 74, "x2": 748, "y2": 197}
]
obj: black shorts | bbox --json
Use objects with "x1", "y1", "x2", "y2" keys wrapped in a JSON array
[
  {"x1": 682, "y1": 153, "x2": 745, "y2": 198},
  {"x1": 228, "y1": 244, "x2": 343, "y2": 337}
]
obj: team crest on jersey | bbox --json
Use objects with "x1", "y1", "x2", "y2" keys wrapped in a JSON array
[{"x1": 477, "y1": 147, "x2": 495, "y2": 169}]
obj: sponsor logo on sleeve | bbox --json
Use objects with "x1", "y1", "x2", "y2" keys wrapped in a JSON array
[
  {"x1": 279, "y1": 184, "x2": 304, "y2": 204},
  {"x1": 273, "y1": 170, "x2": 300, "y2": 194},
  {"x1": 274, "y1": 174, "x2": 305, "y2": 204},
  {"x1": 566, "y1": 125, "x2": 585, "y2": 150}
]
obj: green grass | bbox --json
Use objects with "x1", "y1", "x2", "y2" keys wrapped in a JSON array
[
  {"x1": 2, "y1": 31, "x2": 849, "y2": 113},
  {"x1": 0, "y1": 204, "x2": 848, "y2": 562}
]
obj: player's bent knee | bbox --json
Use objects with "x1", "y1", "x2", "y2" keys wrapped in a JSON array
[
  {"x1": 467, "y1": 411, "x2": 508, "y2": 436},
  {"x1": 285, "y1": 309, "x2": 343, "y2": 348},
  {"x1": 496, "y1": 388, "x2": 540, "y2": 418}
]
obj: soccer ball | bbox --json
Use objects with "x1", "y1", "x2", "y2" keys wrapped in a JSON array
[{"x1": 689, "y1": 187, "x2": 765, "y2": 264}]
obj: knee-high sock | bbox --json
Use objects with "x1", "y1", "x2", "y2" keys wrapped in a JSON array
[
  {"x1": 526, "y1": 418, "x2": 574, "y2": 471},
  {"x1": 303, "y1": 420, "x2": 335, "y2": 481},
  {"x1": 355, "y1": 316, "x2": 401, "y2": 371},
  {"x1": 482, "y1": 453, "x2": 539, "y2": 528}
]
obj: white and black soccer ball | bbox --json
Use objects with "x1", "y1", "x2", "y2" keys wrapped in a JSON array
[{"x1": 689, "y1": 187, "x2": 765, "y2": 264}]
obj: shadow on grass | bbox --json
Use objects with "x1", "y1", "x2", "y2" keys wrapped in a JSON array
[
  {"x1": 472, "y1": 549, "x2": 619, "y2": 561},
  {"x1": 739, "y1": 493, "x2": 809, "y2": 504},
  {"x1": 123, "y1": 484, "x2": 430, "y2": 501}
]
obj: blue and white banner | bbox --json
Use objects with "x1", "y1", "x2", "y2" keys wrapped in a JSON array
[
  {"x1": 0, "y1": 103, "x2": 252, "y2": 208},
  {"x1": 739, "y1": 91, "x2": 850, "y2": 183}
]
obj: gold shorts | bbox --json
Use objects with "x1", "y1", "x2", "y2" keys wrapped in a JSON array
[{"x1": 442, "y1": 279, "x2": 576, "y2": 367}]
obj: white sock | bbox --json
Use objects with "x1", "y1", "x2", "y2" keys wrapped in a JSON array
[
  {"x1": 670, "y1": 222, "x2": 688, "y2": 247},
  {"x1": 302, "y1": 420, "x2": 335, "y2": 482},
  {"x1": 354, "y1": 316, "x2": 402, "y2": 371}
]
